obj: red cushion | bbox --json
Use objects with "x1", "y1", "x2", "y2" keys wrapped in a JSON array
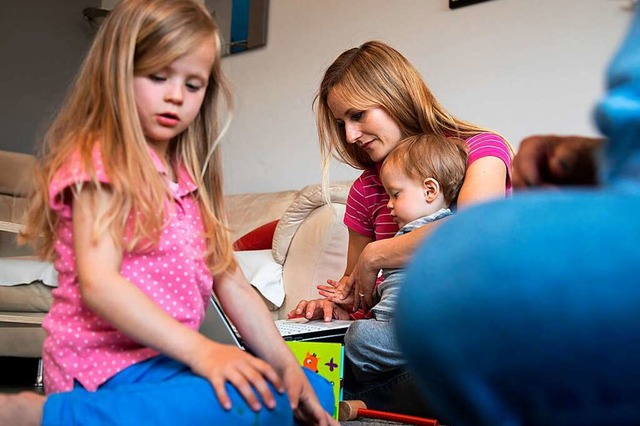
[{"x1": 233, "y1": 219, "x2": 279, "y2": 251}]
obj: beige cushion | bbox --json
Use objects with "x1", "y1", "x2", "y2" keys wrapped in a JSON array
[
  {"x1": 0, "y1": 151, "x2": 36, "y2": 197},
  {"x1": 0, "y1": 194, "x2": 29, "y2": 225},
  {"x1": 272, "y1": 183, "x2": 351, "y2": 318},
  {"x1": 273, "y1": 183, "x2": 350, "y2": 264},
  {"x1": 0, "y1": 318, "x2": 46, "y2": 358},
  {"x1": 225, "y1": 190, "x2": 299, "y2": 242},
  {"x1": 0, "y1": 228, "x2": 34, "y2": 257},
  {"x1": 0, "y1": 282, "x2": 52, "y2": 312}
]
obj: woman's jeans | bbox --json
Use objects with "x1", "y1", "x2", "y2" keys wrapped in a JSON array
[
  {"x1": 343, "y1": 314, "x2": 431, "y2": 416},
  {"x1": 396, "y1": 190, "x2": 640, "y2": 426}
]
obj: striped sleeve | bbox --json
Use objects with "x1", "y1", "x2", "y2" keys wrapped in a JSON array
[
  {"x1": 466, "y1": 132, "x2": 513, "y2": 192},
  {"x1": 344, "y1": 173, "x2": 376, "y2": 238}
]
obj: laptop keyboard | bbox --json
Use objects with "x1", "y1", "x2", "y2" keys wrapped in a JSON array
[{"x1": 275, "y1": 320, "x2": 332, "y2": 337}]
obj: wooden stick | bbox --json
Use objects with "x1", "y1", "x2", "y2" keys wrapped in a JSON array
[
  {"x1": 338, "y1": 400, "x2": 439, "y2": 425},
  {"x1": 358, "y1": 408, "x2": 438, "y2": 426}
]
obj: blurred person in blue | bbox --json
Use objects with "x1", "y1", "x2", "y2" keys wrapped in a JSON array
[{"x1": 395, "y1": 5, "x2": 640, "y2": 426}]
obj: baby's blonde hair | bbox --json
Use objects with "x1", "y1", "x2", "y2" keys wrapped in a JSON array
[
  {"x1": 381, "y1": 134, "x2": 468, "y2": 205},
  {"x1": 20, "y1": 0, "x2": 236, "y2": 275}
]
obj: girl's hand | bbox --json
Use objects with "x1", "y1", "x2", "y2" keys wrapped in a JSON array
[
  {"x1": 317, "y1": 279, "x2": 355, "y2": 305},
  {"x1": 288, "y1": 298, "x2": 351, "y2": 322},
  {"x1": 189, "y1": 339, "x2": 284, "y2": 412},
  {"x1": 281, "y1": 364, "x2": 340, "y2": 426}
]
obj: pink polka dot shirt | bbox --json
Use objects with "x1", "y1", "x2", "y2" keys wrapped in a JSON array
[{"x1": 42, "y1": 146, "x2": 213, "y2": 394}]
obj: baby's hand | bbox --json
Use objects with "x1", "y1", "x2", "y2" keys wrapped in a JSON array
[
  {"x1": 317, "y1": 279, "x2": 354, "y2": 305},
  {"x1": 190, "y1": 339, "x2": 283, "y2": 412}
]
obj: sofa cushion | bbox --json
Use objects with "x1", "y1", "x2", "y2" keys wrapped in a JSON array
[
  {"x1": 0, "y1": 282, "x2": 52, "y2": 312},
  {"x1": 234, "y1": 249, "x2": 284, "y2": 308},
  {"x1": 0, "y1": 151, "x2": 36, "y2": 197},
  {"x1": 0, "y1": 257, "x2": 58, "y2": 288},
  {"x1": 225, "y1": 190, "x2": 298, "y2": 242},
  {"x1": 233, "y1": 219, "x2": 279, "y2": 251},
  {"x1": 0, "y1": 319, "x2": 47, "y2": 358},
  {"x1": 272, "y1": 183, "x2": 351, "y2": 264}
]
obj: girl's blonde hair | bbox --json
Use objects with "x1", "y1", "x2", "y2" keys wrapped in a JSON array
[
  {"x1": 315, "y1": 40, "x2": 509, "y2": 178},
  {"x1": 381, "y1": 134, "x2": 468, "y2": 205},
  {"x1": 20, "y1": 0, "x2": 236, "y2": 275}
]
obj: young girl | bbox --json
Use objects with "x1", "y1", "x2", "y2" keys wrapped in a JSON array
[
  {"x1": 0, "y1": 1, "x2": 335, "y2": 425},
  {"x1": 290, "y1": 40, "x2": 512, "y2": 414}
]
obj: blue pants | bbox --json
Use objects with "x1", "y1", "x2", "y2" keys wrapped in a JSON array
[
  {"x1": 343, "y1": 318, "x2": 430, "y2": 417},
  {"x1": 395, "y1": 191, "x2": 640, "y2": 426},
  {"x1": 43, "y1": 355, "x2": 334, "y2": 426}
]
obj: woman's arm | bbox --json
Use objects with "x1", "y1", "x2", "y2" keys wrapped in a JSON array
[
  {"x1": 350, "y1": 156, "x2": 508, "y2": 310},
  {"x1": 344, "y1": 229, "x2": 374, "y2": 277},
  {"x1": 73, "y1": 187, "x2": 282, "y2": 413}
]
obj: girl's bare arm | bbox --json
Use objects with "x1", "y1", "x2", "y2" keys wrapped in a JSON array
[{"x1": 73, "y1": 186, "x2": 282, "y2": 412}]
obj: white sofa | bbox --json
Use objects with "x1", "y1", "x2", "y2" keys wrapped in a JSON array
[{"x1": 0, "y1": 149, "x2": 350, "y2": 358}]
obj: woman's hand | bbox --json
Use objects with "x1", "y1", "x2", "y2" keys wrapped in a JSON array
[
  {"x1": 513, "y1": 135, "x2": 604, "y2": 189},
  {"x1": 188, "y1": 339, "x2": 283, "y2": 412},
  {"x1": 288, "y1": 298, "x2": 350, "y2": 322},
  {"x1": 280, "y1": 364, "x2": 340, "y2": 426},
  {"x1": 346, "y1": 244, "x2": 380, "y2": 312}
]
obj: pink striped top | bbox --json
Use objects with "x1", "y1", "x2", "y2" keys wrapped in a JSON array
[{"x1": 344, "y1": 132, "x2": 512, "y2": 240}]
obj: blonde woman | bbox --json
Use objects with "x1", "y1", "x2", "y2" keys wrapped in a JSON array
[{"x1": 290, "y1": 40, "x2": 512, "y2": 414}]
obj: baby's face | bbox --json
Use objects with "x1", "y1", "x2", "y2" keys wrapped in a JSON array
[{"x1": 380, "y1": 166, "x2": 430, "y2": 228}]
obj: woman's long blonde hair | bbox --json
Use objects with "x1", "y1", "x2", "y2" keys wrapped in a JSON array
[
  {"x1": 315, "y1": 40, "x2": 509, "y2": 178},
  {"x1": 20, "y1": 0, "x2": 236, "y2": 275}
]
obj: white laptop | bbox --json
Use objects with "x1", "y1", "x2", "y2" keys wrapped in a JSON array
[{"x1": 199, "y1": 295, "x2": 353, "y2": 349}]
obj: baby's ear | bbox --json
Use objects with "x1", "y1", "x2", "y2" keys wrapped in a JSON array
[{"x1": 422, "y1": 178, "x2": 440, "y2": 203}]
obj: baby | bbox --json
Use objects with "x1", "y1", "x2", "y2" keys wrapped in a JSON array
[
  {"x1": 320, "y1": 133, "x2": 468, "y2": 320},
  {"x1": 373, "y1": 133, "x2": 467, "y2": 320}
]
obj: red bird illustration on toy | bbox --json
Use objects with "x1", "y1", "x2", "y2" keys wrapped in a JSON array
[{"x1": 303, "y1": 352, "x2": 319, "y2": 373}]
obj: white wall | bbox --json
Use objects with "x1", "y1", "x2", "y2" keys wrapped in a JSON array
[{"x1": 220, "y1": 0, "x2": 631, "y2": 194}]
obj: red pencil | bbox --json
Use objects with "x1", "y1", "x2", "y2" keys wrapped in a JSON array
[{"x1": 358, "y1": 408, "x2": 439, "y2": 426}]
